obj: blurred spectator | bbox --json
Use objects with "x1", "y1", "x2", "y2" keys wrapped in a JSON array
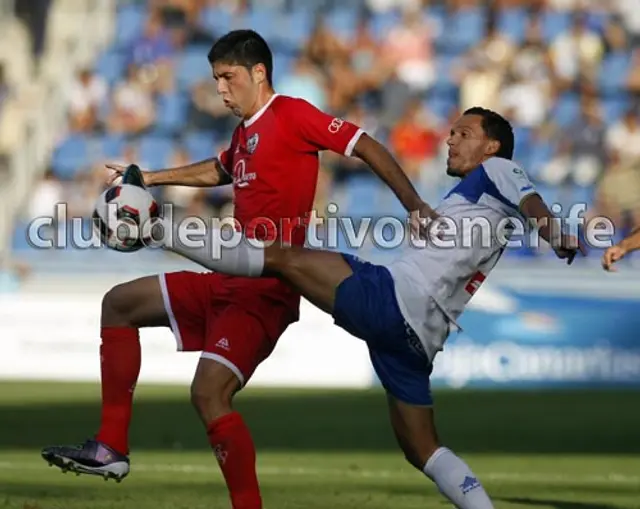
[
  {"x1": 566, "y1": 92, "x2": 606, "y2": 184},
  {"x1": 389, "y1": 98, "x2": 441, "y2": 180},
  {"x1": 605, "y1": 108, "x2": 640, "y2": 164},
  {"x1": 596, "y1": 152, "x2": 640, "y2": 234},
  {"x1": 188, "y1": 78, "x2": 236, "y2": 134},
  {"x1": 67, "y1": 68, "x2": 108, "y2": 133},
  {"x1": 548, "y1": 10, "x2": 604, "y2": 87},
  {"x1": 27, "y1": 169, "x2": 64, "y2": 220},
  {"x1": 500, "y1": 70, "x2": 550, "y2": 128},
  {"x1": 107, "y1": 65, "x2": 156, "y2": 135},
  {"x1": 277, "y1": 54, "x2": 328, "y2": 110},
  {"x1": 380, "y1": 6, "x2": 436, "y2": 92}
]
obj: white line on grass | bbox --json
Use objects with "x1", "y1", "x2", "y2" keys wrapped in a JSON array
[{"x1": 0, "y1": 461, "x2": 638, "y2": 485}]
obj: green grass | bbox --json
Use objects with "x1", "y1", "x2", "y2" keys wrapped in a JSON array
[{"x1": 0, "y1": 381, "x2": 639, "y2": 508}]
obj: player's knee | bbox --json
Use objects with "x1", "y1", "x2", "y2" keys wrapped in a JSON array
[
  {"x1": 101, "y1": 282, "x2": 139, "y2": 327},
  {"x1": 190, "y1": 363, "x2": 240, "y2": 422},
  {"x1": 401, "y1": 444, "x2": 429, "y2": 471}
]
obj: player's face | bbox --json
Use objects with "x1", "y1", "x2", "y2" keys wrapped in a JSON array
[
  {"x1": 212, "y1": 62, "x2": 260, "y2": 118},
  {"x1": 446, "y1": 114, "x2": 499, "y2": 177}
]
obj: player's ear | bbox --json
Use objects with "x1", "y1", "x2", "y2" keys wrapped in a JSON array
[
  {"x1": 252, "y1": 64, "x2": 267, "y2": 85},
  {"x1": 485, "y1": 139, "x2": 500, "y2": 157}
]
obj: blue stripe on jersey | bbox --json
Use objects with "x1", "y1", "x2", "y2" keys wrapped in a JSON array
[{"x1": 444, "y1": 164, "x2": 517, "y2": 210}]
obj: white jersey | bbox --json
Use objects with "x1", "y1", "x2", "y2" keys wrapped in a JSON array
[{"x1": 385, "y1": 157, "x2": 537, "y2": 361}]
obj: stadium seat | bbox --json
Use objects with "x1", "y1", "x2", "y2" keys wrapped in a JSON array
[
  {"x1": 176, "y1": 46, "x2": 212, "y2": 91},
  {"x1": 601, "y1": 95, "x2": 630, "y2": 124},
  {"x1": 51, "y1": 134, "x2": 90, "y2": 180},
  {"x1": 497, "y1": 8, "x2": 528, "y2": 44},
  {"x1": 369, "y1": 9, "x2": 402, "y2": 42},
  {"x1": 540, "y1": 10, "x2": 571, "y2": 43},
  {"x1": 95, "y1": 48, "x2": 127, "y2": 85},
  {"x1": 138, "y1": 135, "x2": 174, "y2": 169},
  {"x1": 113, "y1": 3, "x2": 147, "y2": 49},
  {"x1": 155, "y1": 92, "x2": 189, "y2": 135},
  {"x1": 324, "y1": 6, "x2": 359, "y2": 42},
  {"x1": 99, "y1": 134, "x2": 127, "y2": 160},
  {"x1": 551, "y1": 92, "x2": 580, "y2": 129},
  {"x1": 183, "y1": 131, "x2": 216, "y2": 161},
  {"x1": 598, "y1": 52, "x2": 632, "y2": 96},
  {"x1": 198, "y1": 5, "x2": 234, "y2": 38},
  {"x1": 440, "y1": 7, "x2": 486, "y2": 54}
]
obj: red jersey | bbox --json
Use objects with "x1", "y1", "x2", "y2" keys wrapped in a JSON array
[{"x1": 217, "y1": 94, "x2": 363, "y2": 313}]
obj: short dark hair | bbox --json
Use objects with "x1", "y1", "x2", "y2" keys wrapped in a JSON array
[
  {"x1": 207, "y1": 29, "x2": 273, "y2": 86},
  {"x1": 463, "y1": 107, "x2": 514, "y2": 160}
]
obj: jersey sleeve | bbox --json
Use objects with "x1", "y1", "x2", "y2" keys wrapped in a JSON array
[
  {"x1": 484, "y1": 158, "x2": 537, "y2": 208},
  {"x1": 287, "y1": 98, "x2": 364, "y2": 156},
  {"x1": 217, "y1": 129, "x2": 239, "y2": 175}
]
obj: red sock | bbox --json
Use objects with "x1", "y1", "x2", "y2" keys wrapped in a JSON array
[
  {"x1": 95, "y1": 327, "x2": 141, "y2": 455},
  {"x1": 207, "y1": 412, "x2": 262, "y2": 509}
]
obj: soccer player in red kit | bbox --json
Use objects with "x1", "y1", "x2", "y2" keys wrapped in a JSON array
[{"x1": 41, "y1": 30, "x2": 432, "y2": 509}]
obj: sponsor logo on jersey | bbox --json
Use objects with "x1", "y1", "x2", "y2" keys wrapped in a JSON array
[
  {"x1": 216, "y1": 337, "x2": 230, "y2": 351},
  {"x1": 465, "y1": 271, "x2": 486, "y2": 295},
  {"x1": 233, "y1": 159, "x2": 257, "y2": 188},
  {"x1": 328, "y1": 117, "x2": 345, "y2": 134},
  {"x1": 247, "y1": 133, "x2": 259, "y2": 154}
]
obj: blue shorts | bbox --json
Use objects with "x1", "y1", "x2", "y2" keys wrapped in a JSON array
[{"x1": 332, "y1": 254, "x2": 433, "y2": 406}]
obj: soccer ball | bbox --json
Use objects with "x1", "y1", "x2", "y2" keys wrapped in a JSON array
[{"x1": 93, "y1": 184, "x2": 159, "y2": 252}]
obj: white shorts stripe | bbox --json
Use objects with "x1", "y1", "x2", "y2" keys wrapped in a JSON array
[
  {"x1": 158, "y1": 273, "x2": 183, "y2": 351},
  {"x1": 200, "y1": 351, "x2": 246, "y2": 387}
]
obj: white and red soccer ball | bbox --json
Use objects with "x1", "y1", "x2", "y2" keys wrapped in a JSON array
[{"x1": 93, "y1": 184, "x2": 159, "y2": 252}]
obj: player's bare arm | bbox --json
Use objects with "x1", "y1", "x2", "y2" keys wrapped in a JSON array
[
  {"x1": 106, "y1": 158, "x2": 231, "y2": 187},
  {"x1": 352, "y1": 134, "x2": 437, "y2": 234},
  {"x1": 602, "y1": 226, "x2": 640, "y2": 271},
  {"x1": 519, "y1": 193, "x2": 585, "y2": 263}
]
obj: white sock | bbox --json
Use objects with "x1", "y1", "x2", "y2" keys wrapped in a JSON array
[
  {"x1": 423, "y1": 447, "x2": 493, "y2": 509},
  {"x1": 154, "y1": 219, "x2": 265, "y2": 277}
]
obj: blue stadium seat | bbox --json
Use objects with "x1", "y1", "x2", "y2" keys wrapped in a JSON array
[
  {"x1": 342, "y1": 175, "x2": 382, "y2": 217},
  {"x1": 176, "y1": 46, "x2": 212, "y2": 91},
  {"x1": 275, "y1": 8, "x2": 315, "y2": 53},
  {"x1": 598, "y1": 52, "x2": 632, "y2": 96},
  {"x1": 95, "y1": 49, "x2": 127, "y2": 85},
  {"x1": 540, "y1": 10, "x2": 571, "y2": 43},
  {"x1": 114, "y1": 4, "x2": 147, "y2": 49},
  {"x1": 138, "y1": 136, "x2": 174, "y2": 169},
  {"x1": 369, "y1": 9, "x2": 402, "y2": 42},
  {"x1": 526, "y1": 140, "x2": 555, "y2": 182},
  {"x1": 513, "y1": 126, "x2": 532, "y2": 162},
  {"x1": 100, "y1": 134, "x2": 127, "y2": 159},
  {"x1": 324, "y1": 6, "x2": 359, "y2": 42},
  {"x1": 51, "y1": 134, "x2": 90, "y2": 179},
  {"x1": 183, "y1": 131, "x2": 216, "y2": 161},
  {"x1": 198, "y1": 5, "x2": 233, "y2": 37},
  {"x1": 551, "y1": 92, "x2": 580, "y2": 129},
  {"x1": 440, "y1": 7, "x2": 486, "y2": 54},
  {"x1": 601, "y1": 95, "x2": 630, "y2": 124},
  {"x1": 497, "y1": 8, "x2": 528, "y2": 44},
  {"x1": 155, "y1": 92, "x2": 189, "y2": 135}
]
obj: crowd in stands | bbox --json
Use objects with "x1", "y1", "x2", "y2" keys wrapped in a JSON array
[{"x1": 21, "y1": 0, "x2": 640, "y2": 258}]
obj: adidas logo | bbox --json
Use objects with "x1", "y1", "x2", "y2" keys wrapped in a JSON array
[
  {"x1": 459, "y1": 475, "x2": 480, "y2": 494},
  {"x1": 216, "y1": 337, "x2": 230, "y2": 351}
]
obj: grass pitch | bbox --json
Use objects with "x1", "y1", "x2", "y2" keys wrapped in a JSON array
[{"x1": 0, "y1": 381, "x2": 639, "y2": 508}]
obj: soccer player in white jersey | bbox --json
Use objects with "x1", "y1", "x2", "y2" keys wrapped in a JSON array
[{"x1": 161, "y1": 107, "x2": 583, "y2": 508}]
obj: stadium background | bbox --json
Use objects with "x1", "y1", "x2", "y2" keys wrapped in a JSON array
[{"x1": 1, "y1": 1, "x2": 640, "y2": 508}]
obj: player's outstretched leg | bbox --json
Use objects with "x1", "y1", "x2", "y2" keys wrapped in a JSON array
[
  {"x1": 41, "y1": 276, "x2": 170, "y2": 482},
  {"x1": 387, "y1": 396, "x2": 494, "y2": 509}
]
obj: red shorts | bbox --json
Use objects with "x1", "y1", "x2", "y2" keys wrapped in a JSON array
[{"x1": 159, "y1": 271, "x2": 297, "y2": 386}]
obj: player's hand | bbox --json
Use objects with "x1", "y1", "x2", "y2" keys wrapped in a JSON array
[
  {"x1": 553, "y1": 234, "x2": 586, "y2": 265},
  {"x1": 410, "y1": 202, "x2": 439, "y2": 240},
  {"x1": 105, "y1": 163, "x2": 150, "y2": 186},
  {"x1": 602, "y1": 244, "x2": 627, "y2": 272}
]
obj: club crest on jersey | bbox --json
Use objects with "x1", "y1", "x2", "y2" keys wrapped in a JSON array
[{"x1": 247, "y1": 133, "x2": 259, "y2": 154}]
